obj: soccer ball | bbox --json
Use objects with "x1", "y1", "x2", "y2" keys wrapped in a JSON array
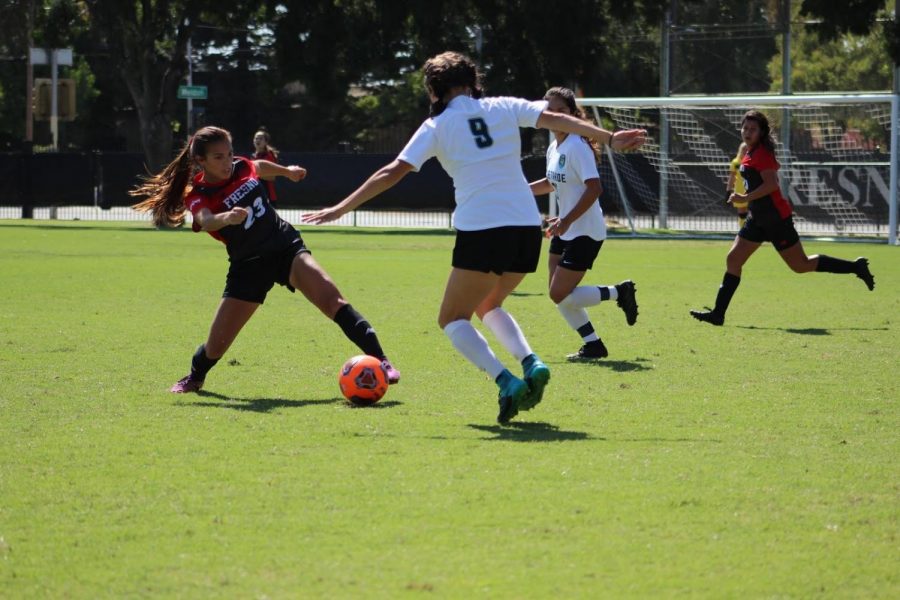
[{"x1": 339, "y1": 355, "x2": 388, "y2": 405}]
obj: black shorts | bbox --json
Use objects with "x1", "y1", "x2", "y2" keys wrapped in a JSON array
[
  {"x1": 548, "y1": 235, "x2": 604, "y2": 272},
  {"x1": 223, "y1": 236, "x2": 310, "y2": 304},
  {"x1": 452, "y1": 226, "x2": 542, "y2": 274},
  {"x1": 739, "y1": 214, "x2": 800, "y2": 251}
]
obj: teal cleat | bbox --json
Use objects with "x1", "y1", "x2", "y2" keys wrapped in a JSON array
[
  {"x1": 496, "y1": 369, "x2": 528, "y2": 424},
  {"x1": 520, "y1": 354, "x2": 550, "y2": 411}
]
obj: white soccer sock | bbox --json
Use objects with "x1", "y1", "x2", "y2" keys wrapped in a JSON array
[
  {"x1": 557, "y1": 296, "x2": 598, "y2": 341},
  {"x1": 567, "y1": 285, "x2": 617, "y2": 308},
  {"x1": 443, "y1": 319, "x2": 505, "y2": 380},
  {"x1": 481, "y1": 307, "x2": 533, "y2": 362}
]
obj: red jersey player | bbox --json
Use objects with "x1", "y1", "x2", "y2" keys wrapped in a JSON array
[
  {"x1": 690, "y1": 110, "x2": 875, "y2": 327},
  {"x1": 252, "y1": 128, "x2": 279, "y2": 202},
  {"x1": 131, "y1": 126, "x2": 400, "y2": 392}
]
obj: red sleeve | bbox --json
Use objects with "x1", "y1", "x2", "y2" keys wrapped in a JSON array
[
  {"x1": 185, "y1": 192, "x2": 211, "y2": 233},
  {"x1": 752, "y1": 147, "x2": 779, "y2": 172}
]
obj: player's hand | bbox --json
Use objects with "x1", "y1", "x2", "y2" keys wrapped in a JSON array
[
  {"x1": 610, "y1": 129, "x2": 647, "y2": 151},
  {"x1": 724, "y1": 190, "x2": 733, "y2": 204},
  {"x1": 225, "y1": 206, "x2": 249, "y2": 225},
  {"x1": 728, "y1": 192, "x2": 747, "y2": 206},
  {"x1": 301, "y1": 205, "x2": 345, "y2": 225},
  {"x1": 285, "y1": 166, "x2": 307, "y2": 182},
  {"x1": 544, "y1": 216, "x2": 569, "y2": 238}
]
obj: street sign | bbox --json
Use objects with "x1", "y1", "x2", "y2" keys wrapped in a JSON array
[
  {"x1": 177, "y1": 85, "x2": 208, "y2": 100},
  {"x1": 30, "y1": 48, "x2": 73, "y2": 66}
]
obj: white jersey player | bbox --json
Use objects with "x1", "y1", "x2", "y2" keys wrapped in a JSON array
[
  {"x1": 303, "y1": 53, "x2": 646, "y2": 423},
  {"x1": 529, "y1": 87, "x2": 639, "y2": 361}
]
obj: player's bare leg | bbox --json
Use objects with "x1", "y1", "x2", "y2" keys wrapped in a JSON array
[
  {"x1": 439, "y1": 268, "x2": 528, "y2": 423},
  {"x1": 171, "y1": 297, "x2": 259, "y2": 392},
  {"x1": 475, "y1": 272, "x2": 550, "y2": 413},
  {"x1": 289, "y1": 252, "x2": 400, "y2": 383}
]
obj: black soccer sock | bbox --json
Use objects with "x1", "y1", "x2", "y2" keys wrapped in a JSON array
[
  {"x1": 713, "y1": 272, "x2": 741, "y2": 315},
  {"x1": 815, "y1": 255, "x2": 856, "y2": 274},
  {"x1": 333, "y1": 304, "x2": 386, "y2": 359},
  {"x1": 577, "y1": 321, "x2": 595, "y2": 342},
  {"x1": 190, "y1": 344, "x2": 219, "y2": 380}
]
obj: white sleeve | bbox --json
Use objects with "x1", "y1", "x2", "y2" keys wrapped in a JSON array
[
  {"x1": 573, "y1": 139, "x2": 600, "y2": 182},
  {"x1": 397, "y1": 121, "x2": 437, "y2": 172},
  {"x1": 501, "y1": 97, "x2": 549, "y2": 128}
]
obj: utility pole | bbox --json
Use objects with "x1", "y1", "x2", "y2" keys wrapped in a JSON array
[
  {"x1": 891, "y1": 0, "x2": 900, "y2": 244},
  {"x1": 781, "y1": 0, "x2": 792, "y2": 193},
  {"x1": 186, "y1": 36, "x2": 194, "y2": 137},
  {"x1": 659, "y1": 0, "x2": 676, "y2": 229},
  {"x1": 25, "y1": 0, "x2": 34, "y2": 145},
  {"x1": 22, "y1": 0, "x2": 35, "y2": 219}
]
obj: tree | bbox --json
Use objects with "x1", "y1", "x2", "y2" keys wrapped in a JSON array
[
  {"x1": 83, "y1": 1, "x2": 264, "y2": 168},
  {"x1": 799, "y1": 0, "x2": 899, "y2": 63}
]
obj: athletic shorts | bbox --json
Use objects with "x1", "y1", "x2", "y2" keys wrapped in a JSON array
[
  {"x1": 739, "y1": 214, "x2": 800, "y2": 251},
  {"x1": 223, "y1": 235, "x2": 310, "y2": 304},
  {"x1": 452, "y1": 226, "x2": 542, "y2": 274},
  {"x1": 548, "y1": 235, "x2": 604, "y2": 272}
]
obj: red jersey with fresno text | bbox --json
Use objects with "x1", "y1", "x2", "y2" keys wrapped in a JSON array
[
  {"x1": 739, "y1": 144, "x2": 792, "y2": 220},
  {"x1": 185, "y1": 157, "x2": 294, "y2": 262},
  {"x1": 252, "y1": 149, "x2": 278, "y2": 202}
]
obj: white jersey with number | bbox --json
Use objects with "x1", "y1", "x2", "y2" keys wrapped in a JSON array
[
  {"x1": 398, "y1": 95, "x2": 548, "y2": 231},
  {"x1": 546, "y1": 134, "x2": 606, "y2": 241}
]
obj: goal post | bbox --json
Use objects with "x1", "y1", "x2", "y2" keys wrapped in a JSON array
[{"x1": 578, "y1": 93, "x2": 898, "y2": 244}]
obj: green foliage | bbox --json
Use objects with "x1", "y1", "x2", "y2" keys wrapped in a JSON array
[
  {"x1": 1, "y1": 222, "x2": 898, "y2": 596},
  {"x1": 769, "y1": 12, "x2": 892, "y2": 92}
]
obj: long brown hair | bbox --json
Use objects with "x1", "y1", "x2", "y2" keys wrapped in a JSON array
[
  {"x1": 741, "y1": 110, "x2": 775, "y2": 152},
  {"x1": 544, "y1": 86, "x2": 602, "y2": 162},
  {"x1": 131, "y1": 126, "x2": 232, "y2": 227},
  {"x1": 254, "y1": 127, "x2": 279, "y2": 160},
  {"x1": 423, "y1": 51, "x2": 484, "y2": 117}
]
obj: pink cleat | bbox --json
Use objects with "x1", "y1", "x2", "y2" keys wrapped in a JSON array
[
  {"x1": 381, "y1": 359, "x2": 401, "y2": 384},
  {"x1": 170, "y1": 374, "x2": 204, "y2": 393}
]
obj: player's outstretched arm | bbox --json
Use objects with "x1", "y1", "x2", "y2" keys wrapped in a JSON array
[
  {"x1": 302, "y1": 159, "x2": 414, "y2": 224},
  {"x1": 254, "y1": 160, "x2": 307, "y2": 182},
  {"x1": 530, "y1": 178, "x2": 554, "y2": 196},
  {"x1": 536, "y1": 111, "x2": 647, "y2": 151}
]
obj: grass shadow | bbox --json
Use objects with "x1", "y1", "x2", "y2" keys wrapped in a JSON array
[
  {"x1": 737, "y1": 325, "x2": 889, "y2": 335},
  {"x1": 615, "y1": 437, "x2": 723, "y2": 443},
  {"x1": 468, "y1": 421, "x2": 593, "y2": 442},
  {"x1": 177, "y1": 390, "x2": 342, "y2": 413},
  {"x1": 548, "y1": 357, "x2": 654, "y2": 372},
  {"x1": 344, "y1": 400, "x2": 403, "y2": 410},
  {"x1": 509, "y1": 291, "x2": 544, "y2": 297}
]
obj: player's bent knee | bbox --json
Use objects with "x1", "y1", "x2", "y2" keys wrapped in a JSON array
[{"x1": 550, "y1": 288, "x2": 570, "y2": 305}]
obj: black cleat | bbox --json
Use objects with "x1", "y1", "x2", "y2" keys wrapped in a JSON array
[
  {"x1": 615, "y1": 280, "x2": 639, "y2": 326},
  {"x1": 690, "y1": 308, "x2": 724, "y2": 326},
  {"x1": 854, "y1": 257, "x2": 875, "y2": 291},
  {"x1": 566, "y1": 339, "x2": 609, "y2": 361}
]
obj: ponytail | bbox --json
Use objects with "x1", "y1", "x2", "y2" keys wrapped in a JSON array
[
  {"x1": 424, "y1": 52, "x2": 484, "y2": 117},
  {"x1": 130, "y1": 144, "x2": 194, "y2": 228},
  {"x1": 130, "y1": 126, "x2": 232, "y2": 227}
]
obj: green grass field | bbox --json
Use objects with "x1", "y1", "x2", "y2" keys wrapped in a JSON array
[{"x1": 1, "y1": 221, "x2": 897, "y2": 598}]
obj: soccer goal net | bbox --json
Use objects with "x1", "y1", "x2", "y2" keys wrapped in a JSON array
[{"x1": 578, "y1": 94, "x2": 898, "y2": 243}]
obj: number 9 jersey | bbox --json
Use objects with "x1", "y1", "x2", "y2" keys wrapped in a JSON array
[
  {"x1": 398, "y1": 95, "x2": 548, "y2": 231},
  {"x1": 185, "y1": 156, "x2": 296, "y2": 262}
]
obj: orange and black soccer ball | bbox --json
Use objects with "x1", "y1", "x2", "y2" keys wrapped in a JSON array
[{"x1": 339, "y1": 355, "x2": 388, "y2": 405}]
